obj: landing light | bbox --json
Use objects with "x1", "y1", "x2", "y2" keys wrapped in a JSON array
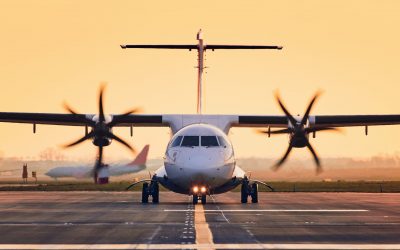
[
  {"x1": 200, "y1": 186, "x2": 206, "y2": 193},
  {"x1": 192, "y1": 186, "x2": 199, "y2": 193}
]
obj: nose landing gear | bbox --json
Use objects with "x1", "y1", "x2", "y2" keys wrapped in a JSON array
[
  {"x1": 192, "y1": 186, "x2": 207, "y2": 204},
  {"x1": 192, "y1": 194, "x2": 207, "y2": 204}
]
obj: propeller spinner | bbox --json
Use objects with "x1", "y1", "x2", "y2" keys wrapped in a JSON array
[{"x1": 63, "y1": 84, "x2": 140, "y2": 183}]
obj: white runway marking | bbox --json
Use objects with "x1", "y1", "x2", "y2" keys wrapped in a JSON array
[
  {"x1": 1, "y1": 244, "x2": 400, "y2": 249},
  {"x1": 164, "y1": 209, "x2": 369, "y2": 212}
]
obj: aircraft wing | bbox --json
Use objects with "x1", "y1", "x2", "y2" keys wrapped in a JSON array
[
  {"x1": 0, "y1": 112, "x2": 168, "y2": 127},
  {"x1": 1, "y1": 112, "x2": 400, "y2": 131},
  {"x1": 234, "y1": 115, "x2": 400, "y2": 128},
  {"x1": 312, "y1": 115, "x2": 400, "y2": 127},
  {"x1": 109, "y1": 114, "x2": 166, "y2": 127},
  {"x1": 0, "y1": 112, "x2": 88, "y2": 126}
]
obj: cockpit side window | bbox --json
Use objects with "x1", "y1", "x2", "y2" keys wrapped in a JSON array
[
  {"x1": 217, "y1": 136, "x2": 229, "y2": 147},
  {"x1": 181, "y1": 136, "x2": 200, "y2": 147},
  {"x1": 201, "y1": 136, "x2": 219, "y2": 147},
  {"x1": 171, "y1": 136, "x2": 183, "y2": 147}
]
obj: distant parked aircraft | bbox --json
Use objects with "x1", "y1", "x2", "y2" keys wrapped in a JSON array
[{"x1": 46, "y1": 145, "x2": 149, "y2": 180}]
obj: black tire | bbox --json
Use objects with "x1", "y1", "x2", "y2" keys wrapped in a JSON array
[
  {"x1": 193, "y1": 194, "x2": 198, "y2": 204},
  {"x1": 201, "y1": 194, "x2": 207, "y2": 204},
  {"x1": 152, "y1": 182, "x2": 159, "y2": 203},
  {"x1": 241, "y1": 183, "x2": 248, "y2": 203},
  {"x1": 142, "y1": 183, "x2": 149, "y2": 203},
  {"x1": 251, "y1": 183, "x2": 258, "y2": 203}
]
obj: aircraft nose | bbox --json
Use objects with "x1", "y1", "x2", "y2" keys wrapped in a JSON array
[{"x1": 184, "y1": 151, "x2": 224, "y2": 169}]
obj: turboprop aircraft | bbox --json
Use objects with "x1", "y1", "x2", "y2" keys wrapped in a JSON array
[
  {"x1": 1, "y1": 30, "x2": 400, "y2": 204},
  {"x1": 45, "y1": 144, "x2": 149, "y2": 181}
]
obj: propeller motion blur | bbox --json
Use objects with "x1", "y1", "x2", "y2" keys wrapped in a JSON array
[
  {"x1": 1, "y1": 30, "x2": 400, "y2": 204},
  {"x1": 258, "y1": 92, "x2": 339, "y2": 173},
  {"x1": 62, "y1": 85, "x2": 140, "y2": 183}
]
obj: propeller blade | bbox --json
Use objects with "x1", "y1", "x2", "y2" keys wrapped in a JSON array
[
  {"x1": 275, "y1": 93, "x2": 297, "y2": 127},
  {"x1": 272, "y1": 144, "x2": 293, "y2": 171},
  {"x1": 257, "y1": 128, "x2": 293, "y2": 135},
  {"x1": 270, "y1": 128, "x2": 293, "y2": 134},
  {"x1": 107, "y1": 132, "x2": 136, "y2": 154},
  {"x1": 93, "y1": 146, "x2": 104, "y2": 183},
  {"x1": 305, "y1": 141, "x2": 322, "y2": 174},
  {"x1": 98, "y1": 84, "x2": 106, "y2": 123},
  {"x1": 120, "y1": 108, "x2": 142, "y2": 116},
  {"x1": 300, "y1": 92, "x2": 320, "y2": 126},
  {"x1": 63, "y1": 131, "x2": 94, "y2": 148},
  {"x1": 63, "y1": 102, "x2": 96, "y2": 126},
  {"x1": 108, "y1": 107, "x2": 142, "y2": 127},
  {"x1": 63, "y1": 102, "x2": 80, "y2": 115}
]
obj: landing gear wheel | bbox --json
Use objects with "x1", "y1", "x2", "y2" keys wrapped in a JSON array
[
  {"x1": 241, "y1": 183, "x2": 248, "y2": 203},
  {"x1": 193, "y1": 194, "x2": 198, "y2": 204},
  {"x1": 142, "y1": 183, "x2": 149, "y2": 203},
  {"x1": 152, "y1": 181, "x2": 159, "y2": 203},
  {"x1": 201, "y1": 194, "x2": 207, "y2": 204},
  {"x1": 251, "y1": 183, "x2": 258, "y2": 203}
]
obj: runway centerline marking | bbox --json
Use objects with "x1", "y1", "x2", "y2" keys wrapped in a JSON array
[
  {"x1": 165, "y1": 209, "x2": 369, "y2": 212},
  {"x1": 194, "y1": 204, "x2": 214, "y2": 246}
]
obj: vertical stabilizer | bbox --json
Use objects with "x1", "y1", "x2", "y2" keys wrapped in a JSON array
[
  {"x1": 120, "y1": 31, "x2": 282, "y2": 114},
  {"x1": 129, "y1": 145, "x2": 150, "y2": 166},
  {"x1": 196, "y1": 29, "x2": 205, "y2": 114}
]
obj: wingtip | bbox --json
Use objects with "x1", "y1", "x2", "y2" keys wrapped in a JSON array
[{"x1": 120, "y1": 45, "x2": 127, "y2": 49}]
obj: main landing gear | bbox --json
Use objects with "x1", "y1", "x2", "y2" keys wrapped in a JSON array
[
  {"x1": 241, "y1": 177, "x2": 274, "y2": 203},
  {"x1": 141, "y1": 177, "x2": 159, "y2": 204},
  {"x1": 241, "y1": 177, "x2": 258, "y2": 203}
]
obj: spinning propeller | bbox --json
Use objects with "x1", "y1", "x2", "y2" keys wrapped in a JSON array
[
  {"x1": 63, "y1": 84, "x2": 140, "y2": 183},
  {"x1": 258, "y1": 92, "x2": 339, "y2": 173}
]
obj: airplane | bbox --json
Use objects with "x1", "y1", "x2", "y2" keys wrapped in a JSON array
[
  {"x1": 45, "y1": 144, "x2": 149, "y2": 181},
  {"x1": 1, "y1": 30, "x2": 400, "y2": 204}
]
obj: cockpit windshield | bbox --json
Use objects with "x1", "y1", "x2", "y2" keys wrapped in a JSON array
[
  {"x1": 171, "y1": 136, "x2": 183, "y2": 147},
  {"x1": 173, "y1": 135, "x2": 229, "y2": 148},
  {"x1": 181, "y1": 136, "x2": 200, "y2": 147},
  {"x1": 217, "y1": 136, "x2": 228, "y2": 147},
  {"x1": 201, "y1": 136, "x2": 219, "y2": 147}
]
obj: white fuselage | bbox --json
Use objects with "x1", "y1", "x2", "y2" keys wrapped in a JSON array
[{"x1": 158, "y1": 123, "x2": 242, "y2": 194}]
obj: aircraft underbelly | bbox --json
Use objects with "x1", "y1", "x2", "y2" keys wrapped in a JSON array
[{"x1": 164, "y1": 162, "x2": 234, "y2": 190}]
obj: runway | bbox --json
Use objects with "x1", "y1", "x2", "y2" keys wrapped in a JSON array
[{"x1": 0, "y1": 192, "x2": 399, "y2": 249}]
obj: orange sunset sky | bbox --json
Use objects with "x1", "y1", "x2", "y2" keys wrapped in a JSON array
[{"x1": 1, "y1": 0, "x2": 400, "y2": 162}]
